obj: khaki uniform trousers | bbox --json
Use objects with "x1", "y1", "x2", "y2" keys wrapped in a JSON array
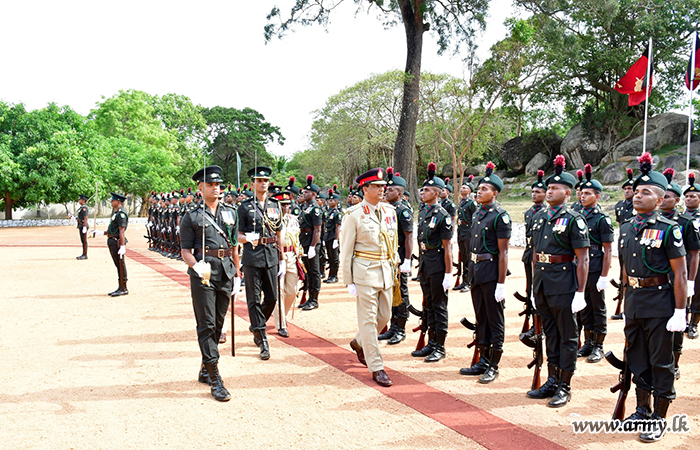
[
  {"x1": 273, "y1": 251, "x2": 299, "y2": 330},
  {"x1": 354, "y1": 282, "x2": 392, "y2": 372}
]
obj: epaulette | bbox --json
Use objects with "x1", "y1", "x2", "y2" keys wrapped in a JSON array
[
  {"x1": 347, "y1": 203, "x2": 363, "y2": 214},
  {"x1": 655, "y1": 215, "x2": 677, "y2": 227}
]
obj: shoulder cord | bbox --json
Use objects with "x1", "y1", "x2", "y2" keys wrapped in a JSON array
[
  {"x1": 588, "y1": 215, "x2": 604, "y2": 245},
  {"x1": 553, "y1": 217, "x2": 574, "y2": 250}
]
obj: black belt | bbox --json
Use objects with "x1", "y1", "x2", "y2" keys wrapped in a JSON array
[
  {"x1": 300, "y1": 227, "x2": 313, "y2": 233},
  {"x1": 260, "y1": 236, "x2": 277, "y2": 244},
  {"x1": 107, "y1": 233, "x2": 118, "y2": 238},
  {"x1": 470, "y1": 253, "x2": 494, "y2": 263},
  {"x1": 419, "y1": 242, "x2": 442, "y2": 252},
  {"x1": 195, "y1": 247, "x2": 235, "y2": 259},
  {"x1": 628, "y1": 274, "x2": 669, "y2": 289},
  {"x1": 590, "y1": 244, "x2": 601, "y2": 251},
  {"x1": 535, "y1": 253, "x2": 574, "y2": 264}
]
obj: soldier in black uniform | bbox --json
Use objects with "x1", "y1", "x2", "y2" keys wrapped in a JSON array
[
  {"x1": 298, "y1": 175, "x2": 323, "y2": 311},
  {"x1": 526, "y1": 155, "x2": 589, "y2": 408},
  {"x1": 617, "y1": 153, "x2": 688, "y2": 442},
  {"x1": 440, "y1": 179, "x2": 457, "y2": 225},
  {"x1": 323, "y1": 187, "x2": 343, "y2": 284},
  {"x1": 575, "y1": 164, "x2": 614, "y2": 364},
  {"x1": 612, "y1": 168, "x2": 637, "y2": 320},
  {"x1": 170, "y1": 191, "x2": 181, "y2": 260},
  {"x1": 659, "y1": 169, "x2": 700, "y2": 379},
  {"x1": 378, "y1": 168, "x2": 414, "y2": 345},
  {"x1": 237, "y1": 166, "x2": 283, "y2": 360},
  {"x1": 317, "y1": 190, "x2": 329, "y2": 277},
  {"x1": 92, "y1": 193, "x2": 130, "y2": 296},
  {"x1": 412, "y1": 162, "x2": 453, "y2": 362},
  {"x1": 180, "y1": 165, "x2": 239, "y2": 402},
  {"x1": 571, "y1": 170, "x2": 583, "y2": 212},
  {"x1": 518, "y1": 171, "x2": 546, "y2": 303},
  {"x1": 76, "y1": 194, "x2": 89, "y2": 260},
  {"x1": 684, "y1": 173, "x2": 700, "y2": 339},
  {"x1": 454, "y1": 176, "x2": 476, "y2": 292},
  {"x1": 459, "y1": 162, "x2": 511, "y2": 383}
]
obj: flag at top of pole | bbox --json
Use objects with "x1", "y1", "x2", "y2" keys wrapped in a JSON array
[
  {"x1": 614, "y1": 43, "x2": 654, "y2": 106},
  {"x1": 686, "y1": 30, "x2": 700, "y2": 91}
]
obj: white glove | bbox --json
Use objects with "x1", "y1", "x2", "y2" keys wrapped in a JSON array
[
  {"x1": 147, "y1": 221, "x2": 152, "y2": 228},
  {"x1": 531, "y1": 293, "x2": 537, "y2": 310},
  {"x1": 176, "y1": 225, "x2": 180, "y2": 234},
  {"x1": 495, "y1": 283, "x2": 506, "y2": 302},
  {"x1": 278, "y1": 260, "x2": 286, "y2": 277},
  {"x1": 245, "y1": 232, "x2": 260, "y2": 243},
  {"x1": 307, "y1": 246, "x2": 317, "y2": 259},
  {"x1": 347, "y1": 283, "x2": 358, "y2": 297},
  {"x1": 118, "y1": 245, "x2": 126, "y2": 258},
  {"x1": 400, "y1": 258, "x2": 412, "y2": 273},
  {"x1": 192, "y1": 260, "x2": 210, "y2": 279},
  {"x1": 688, "y1": 280, "x2": 695, "y2": 298},
  {"x1": 233, "y1": 277, "x2": 242, "y2": 301},
  {"x1": 91, "y1": 230, "x2": 104, "y2": 237},
  {"x1": 167, "y1": 227, "x2": 171, "y2": 233},
  {"x1": 82, "y1": 226, "x2": 87, "y2": 234},
  {"x1": 596, "y1": 275, "x2": 609, "y2": 292},
  {"x1": 442, "y1": 273, "x2": 453, "y2": 291},
  {"x1": 571, "y1": 291, "x2": 587, "y2": 313},
  {"x1": 332, "y1": 239, "x2": 339, "y2": 249},
  {"x1": 667, "y1": 308, "x2": 688, "y2": 332}
]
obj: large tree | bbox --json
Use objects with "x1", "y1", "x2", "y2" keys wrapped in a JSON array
[{"x1": 265, "y1": 0, "x2": 488, "y2": 194}]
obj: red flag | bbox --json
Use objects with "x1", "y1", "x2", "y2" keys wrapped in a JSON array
[
  {"x1": 614, "y1": 45, "x2": 653, "y2": 106},
  {"x1": 686, "y1": 32, "x2": 700, "y2": 91}
]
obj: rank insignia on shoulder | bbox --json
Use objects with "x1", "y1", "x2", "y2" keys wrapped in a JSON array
[
  {"x1": 502, "y1": 214, "x2": 510, "y2": 224},
  {"x1": 445, "y1": 217, "x2": 452, "y2": 226},
  {"x1": 605, "y1": 217, "x2": 612, "y2": 226},
  {"x1": 576, "y1": 217, "x2": 586, "y2": 231},
  {"x1": 674, "y1": 227, "x2": 682, "y2": 240},
  {"x1": 403, "y1": 210, "x2": 410, "y2": 218}
]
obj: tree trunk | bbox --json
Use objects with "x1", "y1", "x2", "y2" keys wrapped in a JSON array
[
  {"x1": 394, "y1": 0, "x2": 425, "y2": 201},
  {"x1": 4, "y1": 193, "x2": 13, "y2": 220}
]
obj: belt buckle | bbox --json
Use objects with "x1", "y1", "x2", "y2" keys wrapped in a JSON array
[
  {"x1": 538, "y1": 253, "x2": 550, "y2": 263},
  {"x1": 420, "y1": 243, "x2": 426, "y2": 251},
  {"x1": 470, "y1": 253, "x2": 477, "y2": 263},
  {"x1": 628, "y1": 276, "x2": 639, "y2": 288},
  {"x1": 217, "y1": 249, "x2": 225, "y2": 259}
]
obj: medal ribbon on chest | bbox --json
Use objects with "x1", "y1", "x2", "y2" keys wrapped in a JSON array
[
  {"x1": 641, "y1": 229, "x2": 663, "y2": 247},
  {"x1": 554, "y1": 217, "x2": 568, "y2": 232}
]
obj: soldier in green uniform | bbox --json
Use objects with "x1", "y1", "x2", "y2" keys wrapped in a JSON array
[
  {"x1": 298, "y1": 175, "x2": 323, "y2": 311},
  {"x1": 684, "y1": 172, "x2": 700, "y2": 339},
  {"x1": 459, "y1": 162, "x2": 511, "y2": 383},
  {"x1": 454, "y1": 175, "x2": 476, "y2": 292},
  {"x1": 377, "y1": 168, "x2": 413, "y2": 345},
  {"x1": 180, "y1": 165, "x2": 239, "y2": 402},
  {"x1": 412, "y1": 163, "x2": 454, "y2": 363},
  {"x1": 575, "y1": 164, "x2": 614, "y2": 364},
  {"x1": 617, "y1": 153, "x2": 688, "y2": 442},
  {"x1": 76, "y1": 194, "x2": 89, "y2": 260},
  {"x1": 527, "y1": 155, "x2": 589, "y2": 408},
  {"x1": 237, "y1": 166, "x2": 283, "y2": 360},
  {"x1": 92, "y1": 193, "x2": 130, "y2": 296},
  {"x1": 323, "y1": 186, "x2": 343, "y2": 284},
  {"x1": 518, "y1": 171, "x2": 546, "y2": 303},
  {"x1": 659, "y1": 169, "x2": 700, "y2": 379}
]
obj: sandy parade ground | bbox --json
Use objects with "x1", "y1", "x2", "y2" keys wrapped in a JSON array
[{"x1": 1, "y1": 224, "x2": 699, "y2": 449}]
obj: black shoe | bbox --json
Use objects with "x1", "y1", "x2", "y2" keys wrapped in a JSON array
[
  {"x1": 527, "y1": 364, "x2": 559, "y2": 398},
  {"x1": 478, "y1": 349, "x2": 502, "y2": 384},
  {"x1": 301, "y1": 300, "x2": 318, "y2": 310},
  {"x1": 327, "y1": 276, "x2": 338, "y2": 284},
  {"x1": 610, "y1": 313, "x2": 623, "y2": 320},
  {"x1": 278, "y1": 328, "x2": 289, "y2": 338},
  {"x1": 110, "y1": 289, "x2": 128, "y2": 297},
  {"x1": 411, "y1": 339, "x2": 435, "y2": 358},
  {"x1": 378, "y1": 324, "x2": 396, "y2": 341},
  {"x1": 204, "y1": 362, "x2": 231, "y2": 402},
  {"x1": 452, "y1": 283, "x2": 466, "y2": 291},
  {"x1": 108, "y1": 287, "x2": 121, "y2": 296},
  {"x1": 577, "y1": 331, "x2": 594, "y2": 357},
  {"x1": 622, "y1": 389, "x2": 652, "y2": 424},
  {"x1": 249, "y1": 325, "x2": 261, "y2": 347},
  {"x1": 547, "y1": 370, "x2": 573, "y2": 408},
  {"x1": 424, "y1": 332, "x2": 447, "y2": 362},
  {"x1": 259, "y1": 330, "x2": 270, "y2": 360},
  {"x1": 638, "y1": 397, "x2": 670, "y2": 443},
  {"x1": 459, "y1": 345, "x2": 490, "y2": 375},
  {"x1": 76, "y1": 254, "x2": 87, "y2": 260},
  {"x1": 460, "y1": 286, "x2": 470, "y2": 293},
  {"x1": 388, "y1": 328, "x2": 406, "y2": 345},
  {"x1": 198, "y1": 363, "x2": 210, "y2": 384}
]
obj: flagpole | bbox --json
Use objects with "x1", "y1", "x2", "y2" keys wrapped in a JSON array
[
  {"x1": 687, "y1": 30, "x2": 698, "y2": 175},
  {"x1": 642, "y1": 37, "x2": 653, "y2": 154}
]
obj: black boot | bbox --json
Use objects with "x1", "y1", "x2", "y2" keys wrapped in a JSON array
[
  {"x1": 547, "y1": 370, "x2": 573, "y2": 407},
  {"x1": 425, "y1": 332, "x2": 447, "y2": 362},
  {"x1": 674, "y1": 350, "x2": 682, "y2": 380},
  {"x1": 412, "y1": 331, "x2": 436, "y2": 357},
  {"x1": 479, "y1": 348, "x2": 503, "y2": 384},
  {"x1": 527, "y1": 364, "x2": 559, "y2": 398},
  {"x1": 388, "y1": 318, "x2": 407, "y2": 345},
  {"x1": 687, "y1": 313, "x2": 700, "y2": 339},
  {"x1": 639, "y1": 396, "x2": 671, "y2": 443},
  {"x1": 203, "y1": 362, "x2": 231, "y2": 402},
  {"x1": 198, "y1": 363, "x2": 210, "y2": 384},
  {"x1": 108, "y1": 284, "x2": 121, "y2": 296},
  {"x1": 587, "y1": 332, "x2": 605, "y2": 363},
  {"x1": 577, "y1": 330, "x2": 594, "y2": 357},
  {"x1": 259, "y1": 329, "x2": 270, "y2": 360},
  {"x1": 378, "y1": 318, "x2": 397, "y2": 341},
  {"x1": 460, "y1": 345, "x2": 490, "y2": 375},
  {"x1": 249, "y1": 325, "x2": 261, "y2": 347},
  {"x1": 301, "y1": 291, "x2": 319, "y2": 310},
  {"x1": 623, "y1": 388, "x2": 652, "y2": 423}
]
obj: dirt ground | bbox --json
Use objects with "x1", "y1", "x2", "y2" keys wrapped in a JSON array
[{"x1": 0, "y1": 225, "x2": 698, "y2": 449}]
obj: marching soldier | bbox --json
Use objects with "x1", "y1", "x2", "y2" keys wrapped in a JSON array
[
  {"x1": 92, "y1": 193, "x2": 130, "y2": 297},
  {"x1": 520, "y1": 171, "x2": 546, "y2": 303},
  {"x1": 684, "y1": 173, "x2": 700, "y2": 339},
  {"x1": 659, "y1": 169, "x2": 700, "y2": 379},
  {"x1": 617, "y1": 153, "x2": 688, "y2": 442},
  {"x1": 237, "y1": 166, "x2": 283, "y2": 360},
  {"x1": 342, "y1": 168, "x2": 398, "y2": 387},
  {"x1": 76, "y1": 194, "x2": 89, "y2": 260},
  {"x1": 454, "y1": 175, "x2": 476, "y2": 292},
  {"x1": 180, "y1": 165, "x2": 239, "y2": 402},
  {"x1": 377, "y1": 168, "x2": 413, "y2": 345},
  {"x1": 527, "y1": 155, "x2": 589, "y2": 407},
  {"x1": 575, "y1": 164, "x2": 614, "y2": 364},
  {"x1": 323, "y1": 186, "x2": 343, "y2": 284},
  {"x1": 459, "y1": 162, "x2": 511, "y2": 383},
  {"x1": 298, "y1": 176, "x2": 323, "y2": 311},
  {"x1": 412, "y1": 163, "x2": 453, "y2": 362}
]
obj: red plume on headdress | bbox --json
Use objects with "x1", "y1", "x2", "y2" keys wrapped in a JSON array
[
  {"x1": 395, "y1": 172, "x2": 401, "y2": 177},
  {"x1": 626, "y1": 168, "x2": 633, "y2": 180},
  {"x1": 180, "y1": 189, "x2": 184, "y2": 194},
  {"x1": 328, "y1": 189, "x2": 333, "y2": 196},
  {"x1": 663, "y1": 168, "x2": 675, "y2": 183},
  {"x1": 333, "y1": 184, "x2": 338, "y2": 191},
  {"x1": 577, "y1": 169, "x2": 583, "y2": 181},
  {"x1": 243, "y1": 183, "x2": 248, "y2": 190},
  {"x1": 537, "y1": 170, "x2": 544, "y2": 183},
  {"x1": 553, "y1": 155, "x2": 566, "y2": 175},
  {"x1": 427, "y1": 162, "x2": 437, "y2": 179},
  {"x1": 468, "y1": 174, "x2": 473, "y2": 182},
  {"x1": 690, "y1": 172, "x2": 696, "y2": 186},
  {"x1": 584, "y1": 164, "x2": 592, "y2": 182},
  {"x1": 227, "y1": 184, "x2": 231, "y2": 190},
  {"x1": 485, "y1": 161, "x2": 495, "y2": 177},
  {"x1": 386, "y1": 167, "x2": 394, "y2": 182},
  {"x1": 188, "y1": 187, "x2": 192, "y2": 193},
  {"x1": 637, "y1": 152, "x2": 653, "y2": 175},
  {"x1": 306, "y1": 175, "x2": 314, "y2": 186}
]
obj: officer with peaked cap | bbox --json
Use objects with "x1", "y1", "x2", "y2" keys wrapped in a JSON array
[
  {"x1": 76, "y1": 194, "x2": 90, "y2": 260},
  {"x1": 91, "y1": 193, "x2": 130, "y2": 296},
  {"x1": 342, "y1": 167, "x2": 398, "y2": 387},
  {"x1": 527, "y1": 154, "x2": 589, "y2": 408}
]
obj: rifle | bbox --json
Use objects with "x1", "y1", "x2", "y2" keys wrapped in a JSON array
[
  {"x1": 605, "y1": 342, "x2": 631, "y2": 421},
  {"x1": 610, "y1": 279, "x2": 624, "y2": 319},
  {"x1": 453, "y1": 249, "x2": 462, "y2": 288},
  {"x1": 527, "y1": 314, "x2": 544, "y2": 391},
  {"x1": 460, "y1": 317, "x2": 479, "y2": 367},
  {"x1": 514, "y1": 291, "x2": 532, "y2": 334},
  {"x1": 408, "y1": 302, "x2": 426, "y2": 351}
]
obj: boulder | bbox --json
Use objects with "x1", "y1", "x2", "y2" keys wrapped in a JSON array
[
  {"x1": 498, "y1": 133, "x2": 562, "y2": 174},
  {"x1": 525, "y1": 152, "x2": 551, "y2": 175},
  {"x1": 659, "y1": 155, "x2": 688, "y2": 175},
  {"x1": 612, "y1": 113, "x2": 689, "y2": 160},
  {"x1": 600, "y1": 162, "x2": 630, "y2": 185},
  {"x1": 561, "y1": 123, "x2": 612, "y2": 168}
]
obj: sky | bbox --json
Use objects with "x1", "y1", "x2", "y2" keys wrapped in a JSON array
[{"x1": 0, "y1": 0, "x2": 513, "y2": 157}]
